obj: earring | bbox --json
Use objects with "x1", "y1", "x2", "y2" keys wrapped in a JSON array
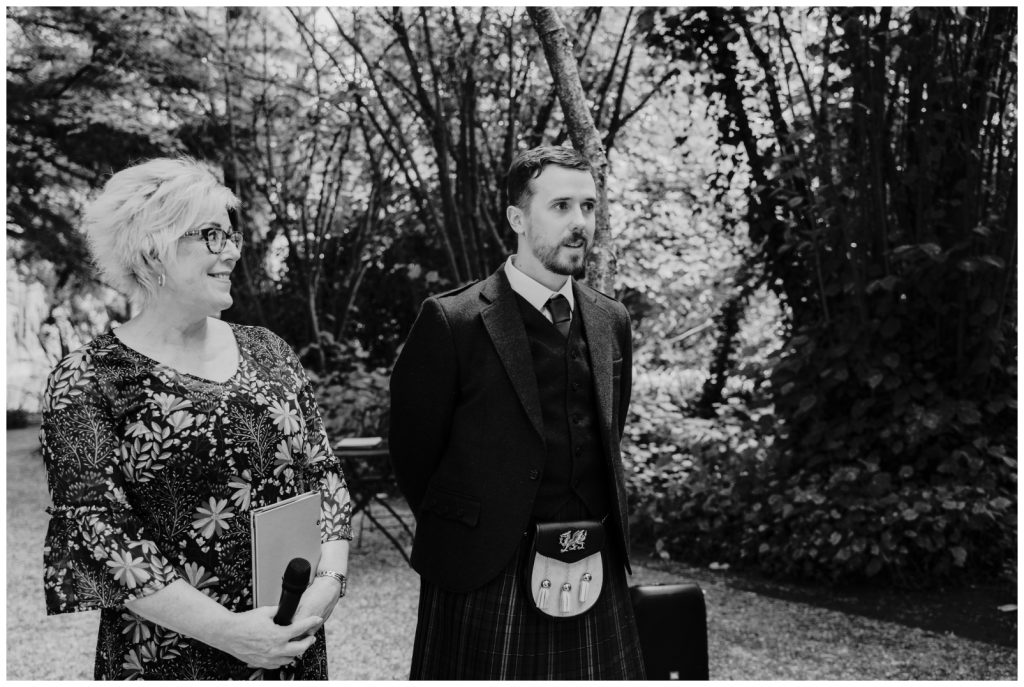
[{"x1": 158, "y1": 273, "x2": 166, "y2": 288}]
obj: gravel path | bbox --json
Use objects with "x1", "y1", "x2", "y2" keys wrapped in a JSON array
[{"x1": 6, "y1": 427, "x2": 1016, "y2": 679}]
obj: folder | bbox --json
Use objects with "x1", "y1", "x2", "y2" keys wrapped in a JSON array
[{"x1": 250, "y1": 490, "x2": 321, "y2": 608}]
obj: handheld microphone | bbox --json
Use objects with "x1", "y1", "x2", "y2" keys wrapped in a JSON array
[{"x1": 273, "y1": 557, "x2": 311, "y2": 626}]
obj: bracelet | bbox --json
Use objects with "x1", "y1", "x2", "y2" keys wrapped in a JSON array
[{"x1": 315, "y1": 569, "x2": 347, "y2": 598}]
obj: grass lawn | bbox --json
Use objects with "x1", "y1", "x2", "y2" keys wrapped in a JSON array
[{"x1": 6, "y1": 426, "x2": 1016, "y2": 679}]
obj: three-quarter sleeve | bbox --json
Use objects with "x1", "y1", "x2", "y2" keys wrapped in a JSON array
[
  {"x1": 41, "y1": 350, "x2": 179, "y2": 615},
  {"x1": 284, "y1": 345, "x2": 354, "y2": 544}
]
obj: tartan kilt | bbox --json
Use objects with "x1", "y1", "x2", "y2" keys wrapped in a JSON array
[{"x1": 410, "y1": 539, "x2": 646, "y2": 680}]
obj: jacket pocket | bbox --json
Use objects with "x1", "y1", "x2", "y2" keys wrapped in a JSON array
[{"x1": 421, "y1": 484, "x2": 481, "y2": 527}]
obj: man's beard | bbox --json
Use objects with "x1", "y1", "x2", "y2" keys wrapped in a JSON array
[{"x1": 534, "y1": 231, "x2": 590, "y2": 278}]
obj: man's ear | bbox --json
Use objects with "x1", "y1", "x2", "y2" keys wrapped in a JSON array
[{"x1": 506, "y1": 205, "x2": 525, "y2": 236}]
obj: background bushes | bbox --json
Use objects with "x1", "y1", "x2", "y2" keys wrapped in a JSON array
[{"x1": 624, "y1": 364, "x2": 1016, "y2": 587}]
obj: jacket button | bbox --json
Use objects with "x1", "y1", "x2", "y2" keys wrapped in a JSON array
[{"x1": 529, "y1": 469, "x2": 540, "y2": 480}]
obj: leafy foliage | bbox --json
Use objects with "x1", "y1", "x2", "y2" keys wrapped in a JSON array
[
  {"x1": 302, "y1": 334, "x2": 390, "y2": 441},
  {"x1": 6, "y1": 7, "x2": 215, "y2": 283},
  {"x1": 630, "y1": 7, "x2": 1017, "y2": 586},
  {"x1": 626, "y1": 382, "x2": 1016, "y2": 585}
]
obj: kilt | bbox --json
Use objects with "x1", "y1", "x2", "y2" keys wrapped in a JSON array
[{"x1": 410, "y1": 539, "x2": 646, "y2": 680}]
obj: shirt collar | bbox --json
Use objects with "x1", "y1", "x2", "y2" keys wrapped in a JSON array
[{"x1": 504, "y1": 256, "x2": 575, "y2": 314}]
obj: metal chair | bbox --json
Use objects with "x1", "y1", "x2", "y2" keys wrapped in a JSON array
[{"x1": 335, "y1": 437, "x2": 414, "y2": 563}]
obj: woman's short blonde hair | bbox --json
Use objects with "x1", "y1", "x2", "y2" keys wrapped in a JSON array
[{"x1": 81, "y1": 157, "x2": 240, "y2": 305}]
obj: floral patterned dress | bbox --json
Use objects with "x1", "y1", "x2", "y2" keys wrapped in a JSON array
[{"x1": 41, "y1": 323, "x2": 353, "y2": 680}]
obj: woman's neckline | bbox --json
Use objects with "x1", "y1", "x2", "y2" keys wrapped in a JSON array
[{"x1": 110, "y1": 321, "x2": 243, "y2": 385}]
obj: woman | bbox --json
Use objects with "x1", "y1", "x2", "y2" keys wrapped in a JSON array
[{"x1": 40, "y1": 157, "x2": 353, "y2": 679}]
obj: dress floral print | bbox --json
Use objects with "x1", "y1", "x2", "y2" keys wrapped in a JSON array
[{"x1": 41, "y1": 324, "x2": 353, "y2": 680}]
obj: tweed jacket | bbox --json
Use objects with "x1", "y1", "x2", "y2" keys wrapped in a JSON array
[{"x1": 389, "y1": 268, "x2": 633, "y2": 593}]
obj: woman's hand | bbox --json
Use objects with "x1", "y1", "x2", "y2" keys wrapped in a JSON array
[
  {"x1": 214, "y1": 605, "x2": 322, "y2": 669},
  {"x1": 291, "y1": 577, "x2": 342, "y2": 636},
  {"x1": 126, "y1": 580, "x2": 322, "y2": 670}
]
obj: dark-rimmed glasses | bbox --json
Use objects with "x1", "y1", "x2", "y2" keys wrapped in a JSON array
[{"x1": 180, "y1": 227, "x2": 243, "y2": 254}]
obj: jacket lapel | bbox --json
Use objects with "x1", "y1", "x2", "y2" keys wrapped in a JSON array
[
  {"x1": 480, "y1": 270, "x2": 545, "y2": 440},
  {"x1": 576, "y1": 283, "x2": 614, "y2": 441}
]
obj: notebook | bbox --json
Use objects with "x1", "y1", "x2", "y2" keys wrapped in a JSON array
[{"x1": 250, "y1": 490, "x2": 321, "y2": 608}]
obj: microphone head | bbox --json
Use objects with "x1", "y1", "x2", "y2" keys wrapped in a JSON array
[{"x1": 281, "y1": 557, "x2": 311, "y2": 593}]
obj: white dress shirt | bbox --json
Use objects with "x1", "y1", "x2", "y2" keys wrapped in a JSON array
[{"x1": 504, "y1": 256, "x2": 575, "y2": 323}]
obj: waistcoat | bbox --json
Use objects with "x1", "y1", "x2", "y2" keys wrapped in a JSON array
[{"x1": 514, "y1": 294, "x2": 612, "y2": 521}]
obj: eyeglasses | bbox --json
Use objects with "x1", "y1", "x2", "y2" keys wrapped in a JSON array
[{"x1": 180, "y1": 227, "x2": 243, "y2": 254}]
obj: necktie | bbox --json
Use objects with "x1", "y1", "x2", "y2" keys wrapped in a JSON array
[{"x1": 546, "y1": 294, "x2": 572, "y2": 339}]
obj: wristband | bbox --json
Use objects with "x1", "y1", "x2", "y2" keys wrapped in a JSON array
[{"x1": 315, "y1": 569, "x2": 347, "y2": 598}]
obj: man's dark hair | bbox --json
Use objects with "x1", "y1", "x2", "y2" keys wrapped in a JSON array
[{"x1": 506, "y1": 146, "x2": 592, "y2": 210}]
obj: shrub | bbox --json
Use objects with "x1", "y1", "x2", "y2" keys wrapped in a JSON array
[
  {"x1": 623, "y1": 375, "x2": 774, "y2": 566},
  {"x1": 624, "y1": 368, "x2": 1017, "y2": 588},
  {"x1": 301, "y1": 334, "x2": 390, "y2": 441}
]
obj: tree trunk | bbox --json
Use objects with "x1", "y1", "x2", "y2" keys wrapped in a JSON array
[
  {"x1": 527, "y1": 7, "x2": 615, "y2": 293},
  {"x1": 307, "y1": 284, "x2": 326, "y2": 373}
]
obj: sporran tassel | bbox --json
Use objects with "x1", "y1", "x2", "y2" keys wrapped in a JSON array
[
  {"x1": 579, "y1": 572, "x2": 592, "y2": 603},
  {"x1": 560, "y1": 582, "x2": 572, "y2": 613},
  {"x1": 537, "y1": 579, "x2": 551, "y2": 609}
]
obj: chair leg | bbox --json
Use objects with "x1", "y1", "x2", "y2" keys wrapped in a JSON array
[
  {"x1": 356, "y1": 505, "x2": 366, "y2": 548},
  {"x1": 361, "y1": 501, "x2": 413, "y2": 564}
]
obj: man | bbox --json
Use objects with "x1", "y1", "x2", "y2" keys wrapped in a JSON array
[{"x1": 389, "y1": 146, "x2": 645, "y2": 679}]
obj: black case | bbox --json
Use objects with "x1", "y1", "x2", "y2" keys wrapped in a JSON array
[{"x1": 629, "y1": 583, "x2": 709, "y2": 680}]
